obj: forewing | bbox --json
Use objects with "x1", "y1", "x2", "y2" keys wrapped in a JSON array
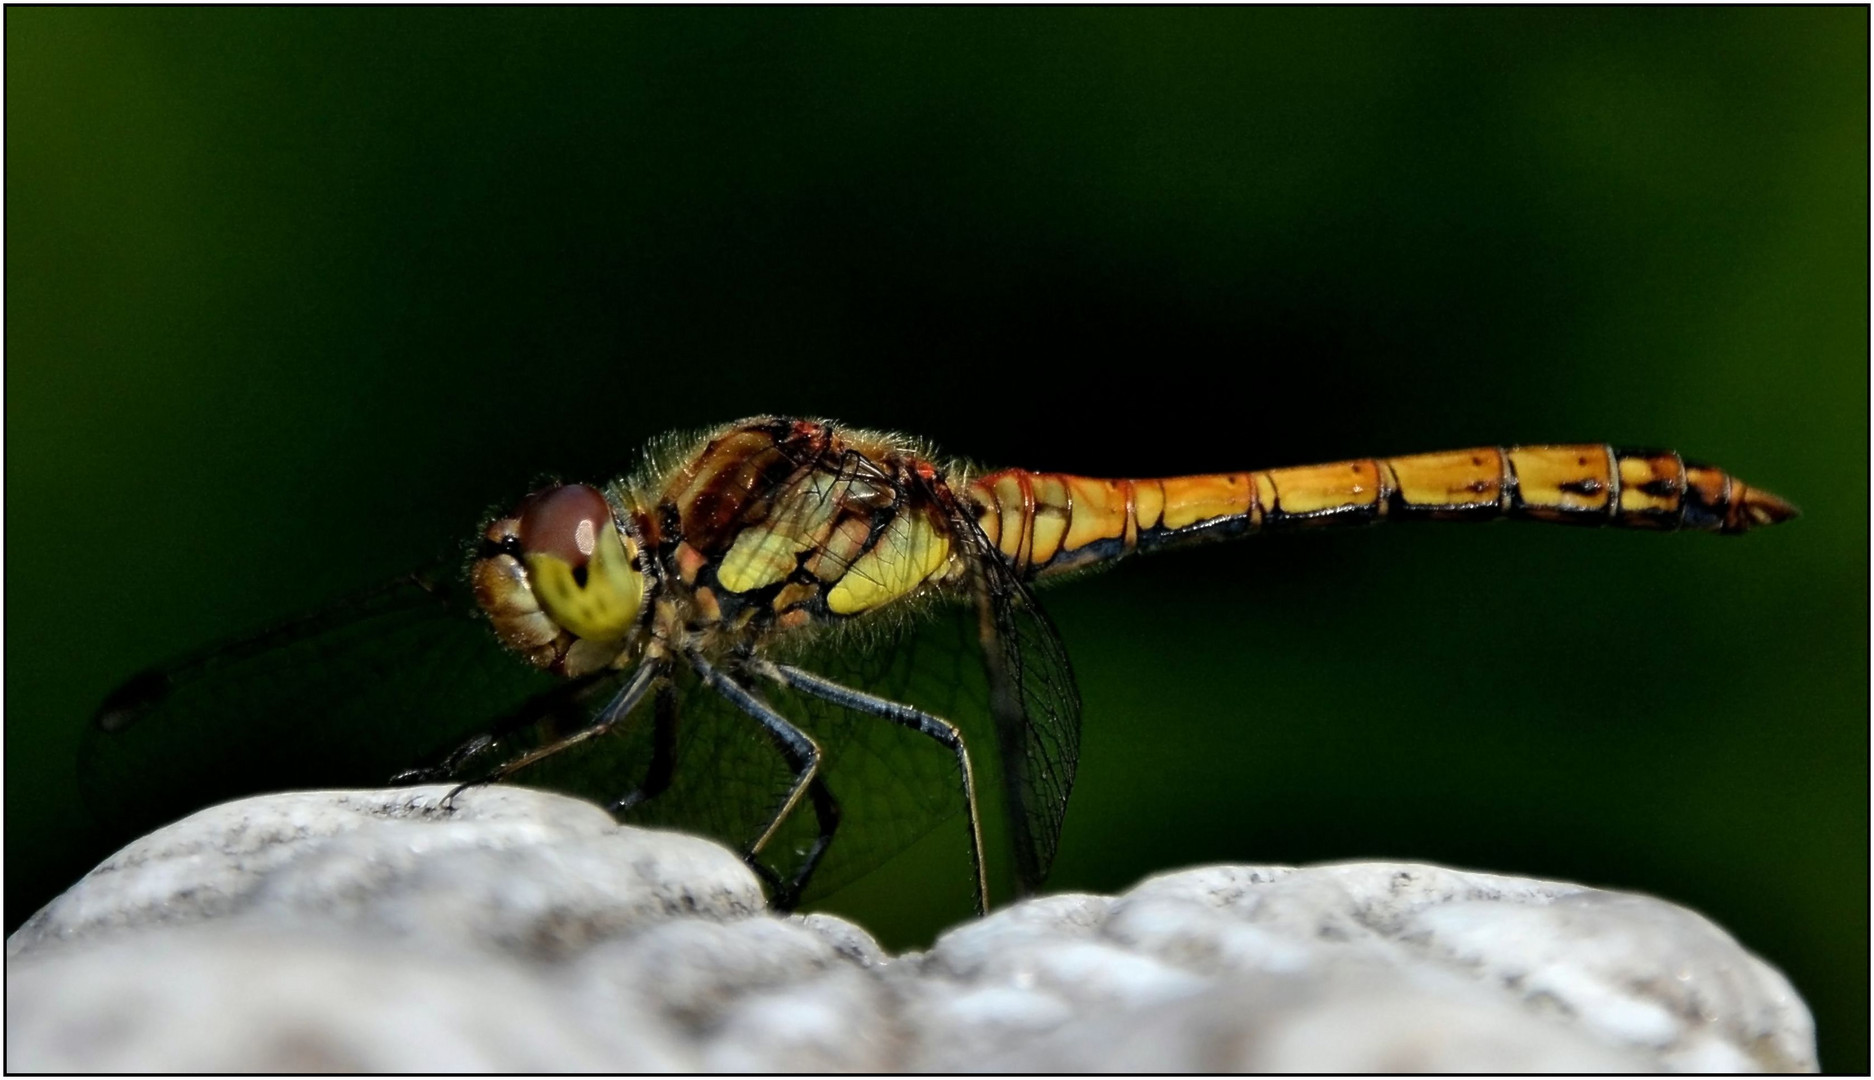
[
  {"x1": 82, "y1": 562, "x2": 994, "y2": 909},
  {"x1": 79, "y1": 566, "x2": 561, "y2": 849},
  {"x1": 83, "y1": 532, "x2": 1081, "y2": 907}
]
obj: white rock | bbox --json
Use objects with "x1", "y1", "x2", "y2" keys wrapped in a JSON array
[
  {"x1": 921, "y1": 892, "x2": 1114, "y2": 980},
  {"x1": 5, "y1": 927, "x2": 693, "y2": 1072},
  {"x1": 572, "y1": 916, "x2": 847, "y2": 1026},
  {"x1": 790, "y1": 911, "x2": 890, "y2": 968},
  {"x1": 9, "y1": 785, "x2": 764, "y2": 961},
  {"x1": 1406, "y1": 889, "x2": 1814, "y2": 1071},
  {"x1": 6, "y1": 789, "x2": 1817, "y2": 1072},
  {"x1": 969, "y1": 967, "x2": 1653, "y2": 1072},
  {"x1": 703, "y1": 966, "x2": 899, "y2": 1071}
]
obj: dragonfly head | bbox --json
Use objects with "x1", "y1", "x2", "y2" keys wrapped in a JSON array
[{"x1": 473, "y1": 484, "x2": 646, "y2": 671}]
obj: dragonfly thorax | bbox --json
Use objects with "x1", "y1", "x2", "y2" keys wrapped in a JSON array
[{"x1": 647, "y1": 420, "x2": 973, "y2": 636}]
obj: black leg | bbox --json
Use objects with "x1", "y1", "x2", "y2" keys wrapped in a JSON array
[
  {"x1": 760, "y1": 660, "x2": 989, "y2": 916},
  {"x1": 775, "y1": 775, "x2": 841, "y2": 912},
  {"x1": 391, "y1": 732, "x2": 497, "y2": 785},
  {"x1": 443, "y1": 659, "x2": 662, "y2": 807},
  {"x1": 393, "y1": 674, "x2": 613, "y2": 786},
  {"x1": 608, "y1": 681, "x2": 679, "y2": 814},
  {"x1": 686, "y1": 649, "x2": 841, "y2": 910}
]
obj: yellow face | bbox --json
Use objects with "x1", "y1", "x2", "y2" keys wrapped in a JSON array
[{"x1": 473, "y1": 484, "x2": 644, "y2": 670}]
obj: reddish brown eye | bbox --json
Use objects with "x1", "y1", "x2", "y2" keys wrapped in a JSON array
[{"x1": 517, "y1": 484, "x2": 614, "y2": 568}]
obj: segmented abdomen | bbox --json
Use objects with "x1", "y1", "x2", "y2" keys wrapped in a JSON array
[{"x1": 969, "y1": 446, "x2": 1798, "y2": 579}]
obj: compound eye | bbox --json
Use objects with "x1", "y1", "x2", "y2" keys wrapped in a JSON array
[
  {"x1": 513, "y1": 484, "x2": 643, "y2": 643},
  {"x1": 518, "y1": 484, "x2": 614, "y2": 571}
]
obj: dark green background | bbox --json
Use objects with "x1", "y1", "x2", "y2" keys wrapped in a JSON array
[{"x1": 9, "y1": 8, "x2": 1866, "y2": 1069}]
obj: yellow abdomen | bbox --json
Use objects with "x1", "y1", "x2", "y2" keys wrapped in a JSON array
[{"x1": 970, "y1": 445, "x2": 1797, "y2": 579}]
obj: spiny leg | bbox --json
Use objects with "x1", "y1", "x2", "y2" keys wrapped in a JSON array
[
  {"x1": 760, "y1": 660, "x2": 990, "y2": 916},
  {"x1": 443, "y1": 660, "x2": 662, "y2": 807},
  {"x1": 686, "y1": 649, "x2": 841, "y2": 911},
  {"x1": 391, "y1": 732, "x2": 497, "y2": 786}
]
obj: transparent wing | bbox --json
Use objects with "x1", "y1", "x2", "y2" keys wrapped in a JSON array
[
  {"x1": 954, "y1": 508, "x2": 1083, "y2": 895},
  {"x1": 79, "y1": 564, "x2": 562, "y2": 850},
  {"x1": 85, "y1": 510, "x2": 1081, "y2": 907},
  {"x1": 83, "y1": 563, "x2": 1007, "y2": 907},
  {"x1": 756, "y1": 605, "x2": 993, "y2": 902}
]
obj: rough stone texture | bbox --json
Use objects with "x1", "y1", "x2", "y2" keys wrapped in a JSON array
[
  {"x1": 8, "y1": 928, "x2": 693, "y2": 1072},
  {"x1": 9, "y1": 786, "x2": 763, "y2": 961},
  {"x1": 902, "y1": 865, "x2": 1812, "y2": 1073},
  {"x1": 7, "y1": 787, "x2": 1816, "y2": 1072}
]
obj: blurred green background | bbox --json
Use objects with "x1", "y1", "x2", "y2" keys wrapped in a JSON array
[{"x1": 8, "y1": 7, "x2": 1865, "y2": 1068}]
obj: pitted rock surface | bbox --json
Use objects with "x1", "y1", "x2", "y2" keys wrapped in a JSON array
[{"x1": 6, "y1": 788, "x2": 1816, "y2": 1072}]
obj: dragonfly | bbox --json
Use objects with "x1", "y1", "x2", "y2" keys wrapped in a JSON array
[{"x1": 84, "y1": 416, "x2": 1797, "y2": 914}]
